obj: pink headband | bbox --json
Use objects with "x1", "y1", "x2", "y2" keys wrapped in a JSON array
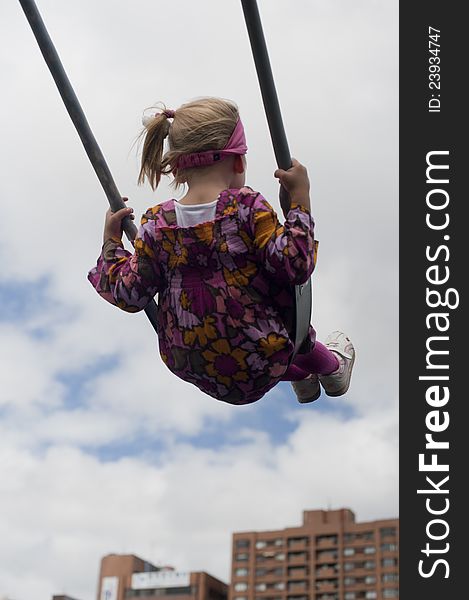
[{"x1": 176, "y1": 118, "x2": 248, "y2": 170}]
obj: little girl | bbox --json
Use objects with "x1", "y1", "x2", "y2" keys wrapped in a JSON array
[{"x1": 88, "y1": 97, "x2": 355, "y2": 405}]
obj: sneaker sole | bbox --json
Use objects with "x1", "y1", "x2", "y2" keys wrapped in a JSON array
[
  {"x1": 322, "y1": 350, "x2": 355, "y2": 397},
  {"x1": 297, "y1": 388, "x2": 321, "y2": 403},
  {"x1": 292, "y1": 378, "x2": 321, "y2": 404}
]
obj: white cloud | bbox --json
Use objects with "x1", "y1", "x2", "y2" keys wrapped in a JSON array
[{"x1": 0, "y1": 408, "x2": 397, "y2": 599}]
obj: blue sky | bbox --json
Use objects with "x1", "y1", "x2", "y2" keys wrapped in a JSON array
[
  {"x1": 0, "y1": 279, "x2": 52, "y2": 322},
  {"x1": 1, "y1": 276, "x2": 356, "y2": 456},
  {"x1": 0, "y1": 1, "x2": 398, "y2": 599}
]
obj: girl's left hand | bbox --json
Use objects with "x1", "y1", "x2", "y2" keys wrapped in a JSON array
[{"x1": 103, "y1": 197, "x2": 134, "y2": 242}]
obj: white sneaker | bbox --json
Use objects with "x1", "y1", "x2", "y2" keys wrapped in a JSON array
[
  {"x1": 291, "y1": 374, "x2": 321, "y2": 404},
  {"x1": 319, "y1": 331, "x2": 355, "y2": 397}
]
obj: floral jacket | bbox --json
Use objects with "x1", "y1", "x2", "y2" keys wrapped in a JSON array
[{"x1": 88, "y1": 187, "x2": 318, "y2": 404}]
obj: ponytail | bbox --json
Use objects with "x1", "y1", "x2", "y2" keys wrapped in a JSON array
[{"x1": 138, "y1": 111, "x2": 172, "y2": 190}]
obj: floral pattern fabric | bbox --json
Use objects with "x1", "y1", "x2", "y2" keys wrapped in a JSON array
[{"x1": 88, "y1": 187, "x2": 318, "y2": 404}]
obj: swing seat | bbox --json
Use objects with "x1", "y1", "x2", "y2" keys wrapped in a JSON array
[{"x1": 294, "y1": 278, "x2": 312, "y2": 354}]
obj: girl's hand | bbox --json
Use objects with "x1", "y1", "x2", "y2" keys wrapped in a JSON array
[
  {"x1": 103, "y1": 197, "x2": 134, "y2": 242},
  {"x1": 274, "y1": 159, "x2": 311, "y2": 212}
]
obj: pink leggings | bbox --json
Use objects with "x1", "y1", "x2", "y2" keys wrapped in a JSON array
[{"x1": 282, "y1": 341, "x2": 339, "y2": 381}]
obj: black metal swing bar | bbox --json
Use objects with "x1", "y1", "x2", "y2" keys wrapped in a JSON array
[
  {"x1": 18, "y1": 0, "x2": 312, "y2": 354},
  {"x1": 18, "y1": 0, "x2": 159, "y2": 332},
  {"x1": 240, "y1": 0, "x2": 313, "y2": 355}
]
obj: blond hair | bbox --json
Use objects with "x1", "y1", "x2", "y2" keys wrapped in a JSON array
[{"x1": 138, "y1": 97, "x2": 240, "y2": 190}]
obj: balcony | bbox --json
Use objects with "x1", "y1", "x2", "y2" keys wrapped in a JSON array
[
  {"x1": 315, "y1": 567, "x2": 337, "y2": 579},
  {"x1": 287, "y1": 568, "x2": 308, "y2": 580},
  {"x1": 316, "y1": 536, "x2": 338, "y2": 548},
  {"x1": 287, "y1": 553, "x2": 308, "y2": 565},
  {"x1": 256, "y1": 551, "x2": 286, "y2": 564},
  {"x1": 315, "y1": 580, "x2": 338, "y2": 594},
  {"x1": 287, "y1": 538, "x2": 309, "y2": 549},
  {"x1": 316, "y1": 552, "x2": 338, "y2": 563},
  {"x1": 287, "y1": 582, "x2": 308, "y2": 593}
]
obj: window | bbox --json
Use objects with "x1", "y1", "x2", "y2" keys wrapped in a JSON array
[
  {"x1": 236, "y1": 553, "x2": 249, "y2": 562},
  {"x1": 236, "y1": 539, "x2": 250, "y2": 548},
  {"x1": 317, "y1": 550, "x2": 337, "y2": 560},
  {"x1": 344, "y1": 548, "x2": 355, "y2": 556},
  {"x1": 234, "y1": 597, "x2": 247, "y2": 600},
  {"x1": 344, "y1": 562, "x2": 355, "y2": 571},
  {"x1": 383, "y1": 590, "x2": 399, "y2": 598},
  {"x1": 364, "y1": 546, "x2": 376, "y2": 554},
  {"x1": 274, "y1": 583, "x2": 285, "y2": 590},
  {"x1": 380, "y1": 527, "x2": 396, "y2": 538},
  {"x1": 255, "y1": 581, "x2": 285, "y2": 600},
  {"x1": 256, "y1": 568, "x2": 267, "y2": 577},
  {"x1": 234, "y1": 583, "x2": 248, "y2": 592},
  {"x1": 256, "y1": 567, "x2": 282, "y2": 577},
  {"x1": 381, "y1": 543, "x2": 398, "y2": 552},
  {"x1": 382, "y1": 573, "x2": 399, "y2": 583},
  {"x1": 364, "y1": 561, "x2": 375, "y2": 570},
  {"x1": 345, "y1": 594, "x2": 356, "y2": 600},
  {"x1": 316, "y1": 563, "x2": 337, "y2": 573},
  {"x1": 365, "y1": 593, "x2": 377, "y2": 599},
  {"x1": 364, "y1": 576, "x2": 376, "y2": 585},
  {"x1": 274, "y1": 538, "x2": 284, "y2": 546},
  {"x1": 260, "y1": 551, "x2": 275, "y2": 558},
  {"x1": 275, "y1": 552, "x2": 286, "y2": 561},
  {"x1": 256, "y1": 540, "x2": 268, "y2": 549},
  {"x1": 316, "y1": 580, "x2": 338, "y2": 591},
  {"x1": 344, "y1": 533, "x2": 355, "y2": 543},
  {"x1": 235, "y1": 568, "x2": 249, "y2": 577},
  {"x1": 382, "y1": 557, "x2": 398, "y2": 568},
  {"x1": 344, "y1": 578, "x2": 355, "y2": 586}
]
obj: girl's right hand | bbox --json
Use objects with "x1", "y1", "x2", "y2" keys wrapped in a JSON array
[
  {"x1": 274, "y1": 159, "x2": 311, "y2": 211},
  {"x1": 103, "y1": 197, "x2": 134, "y2": 242}
]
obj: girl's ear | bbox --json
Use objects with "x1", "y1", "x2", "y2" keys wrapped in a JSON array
[{"x1": 234, "y1": 155, "x2": 245, "y2": 174}]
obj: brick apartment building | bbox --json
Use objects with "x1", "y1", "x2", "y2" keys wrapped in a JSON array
[
  {"x1": 229, "y1": 508, "x2": 399, "y2": 600},
  {"x1": 97, "y1": 554, "x2": 228, "y2": 600}
]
